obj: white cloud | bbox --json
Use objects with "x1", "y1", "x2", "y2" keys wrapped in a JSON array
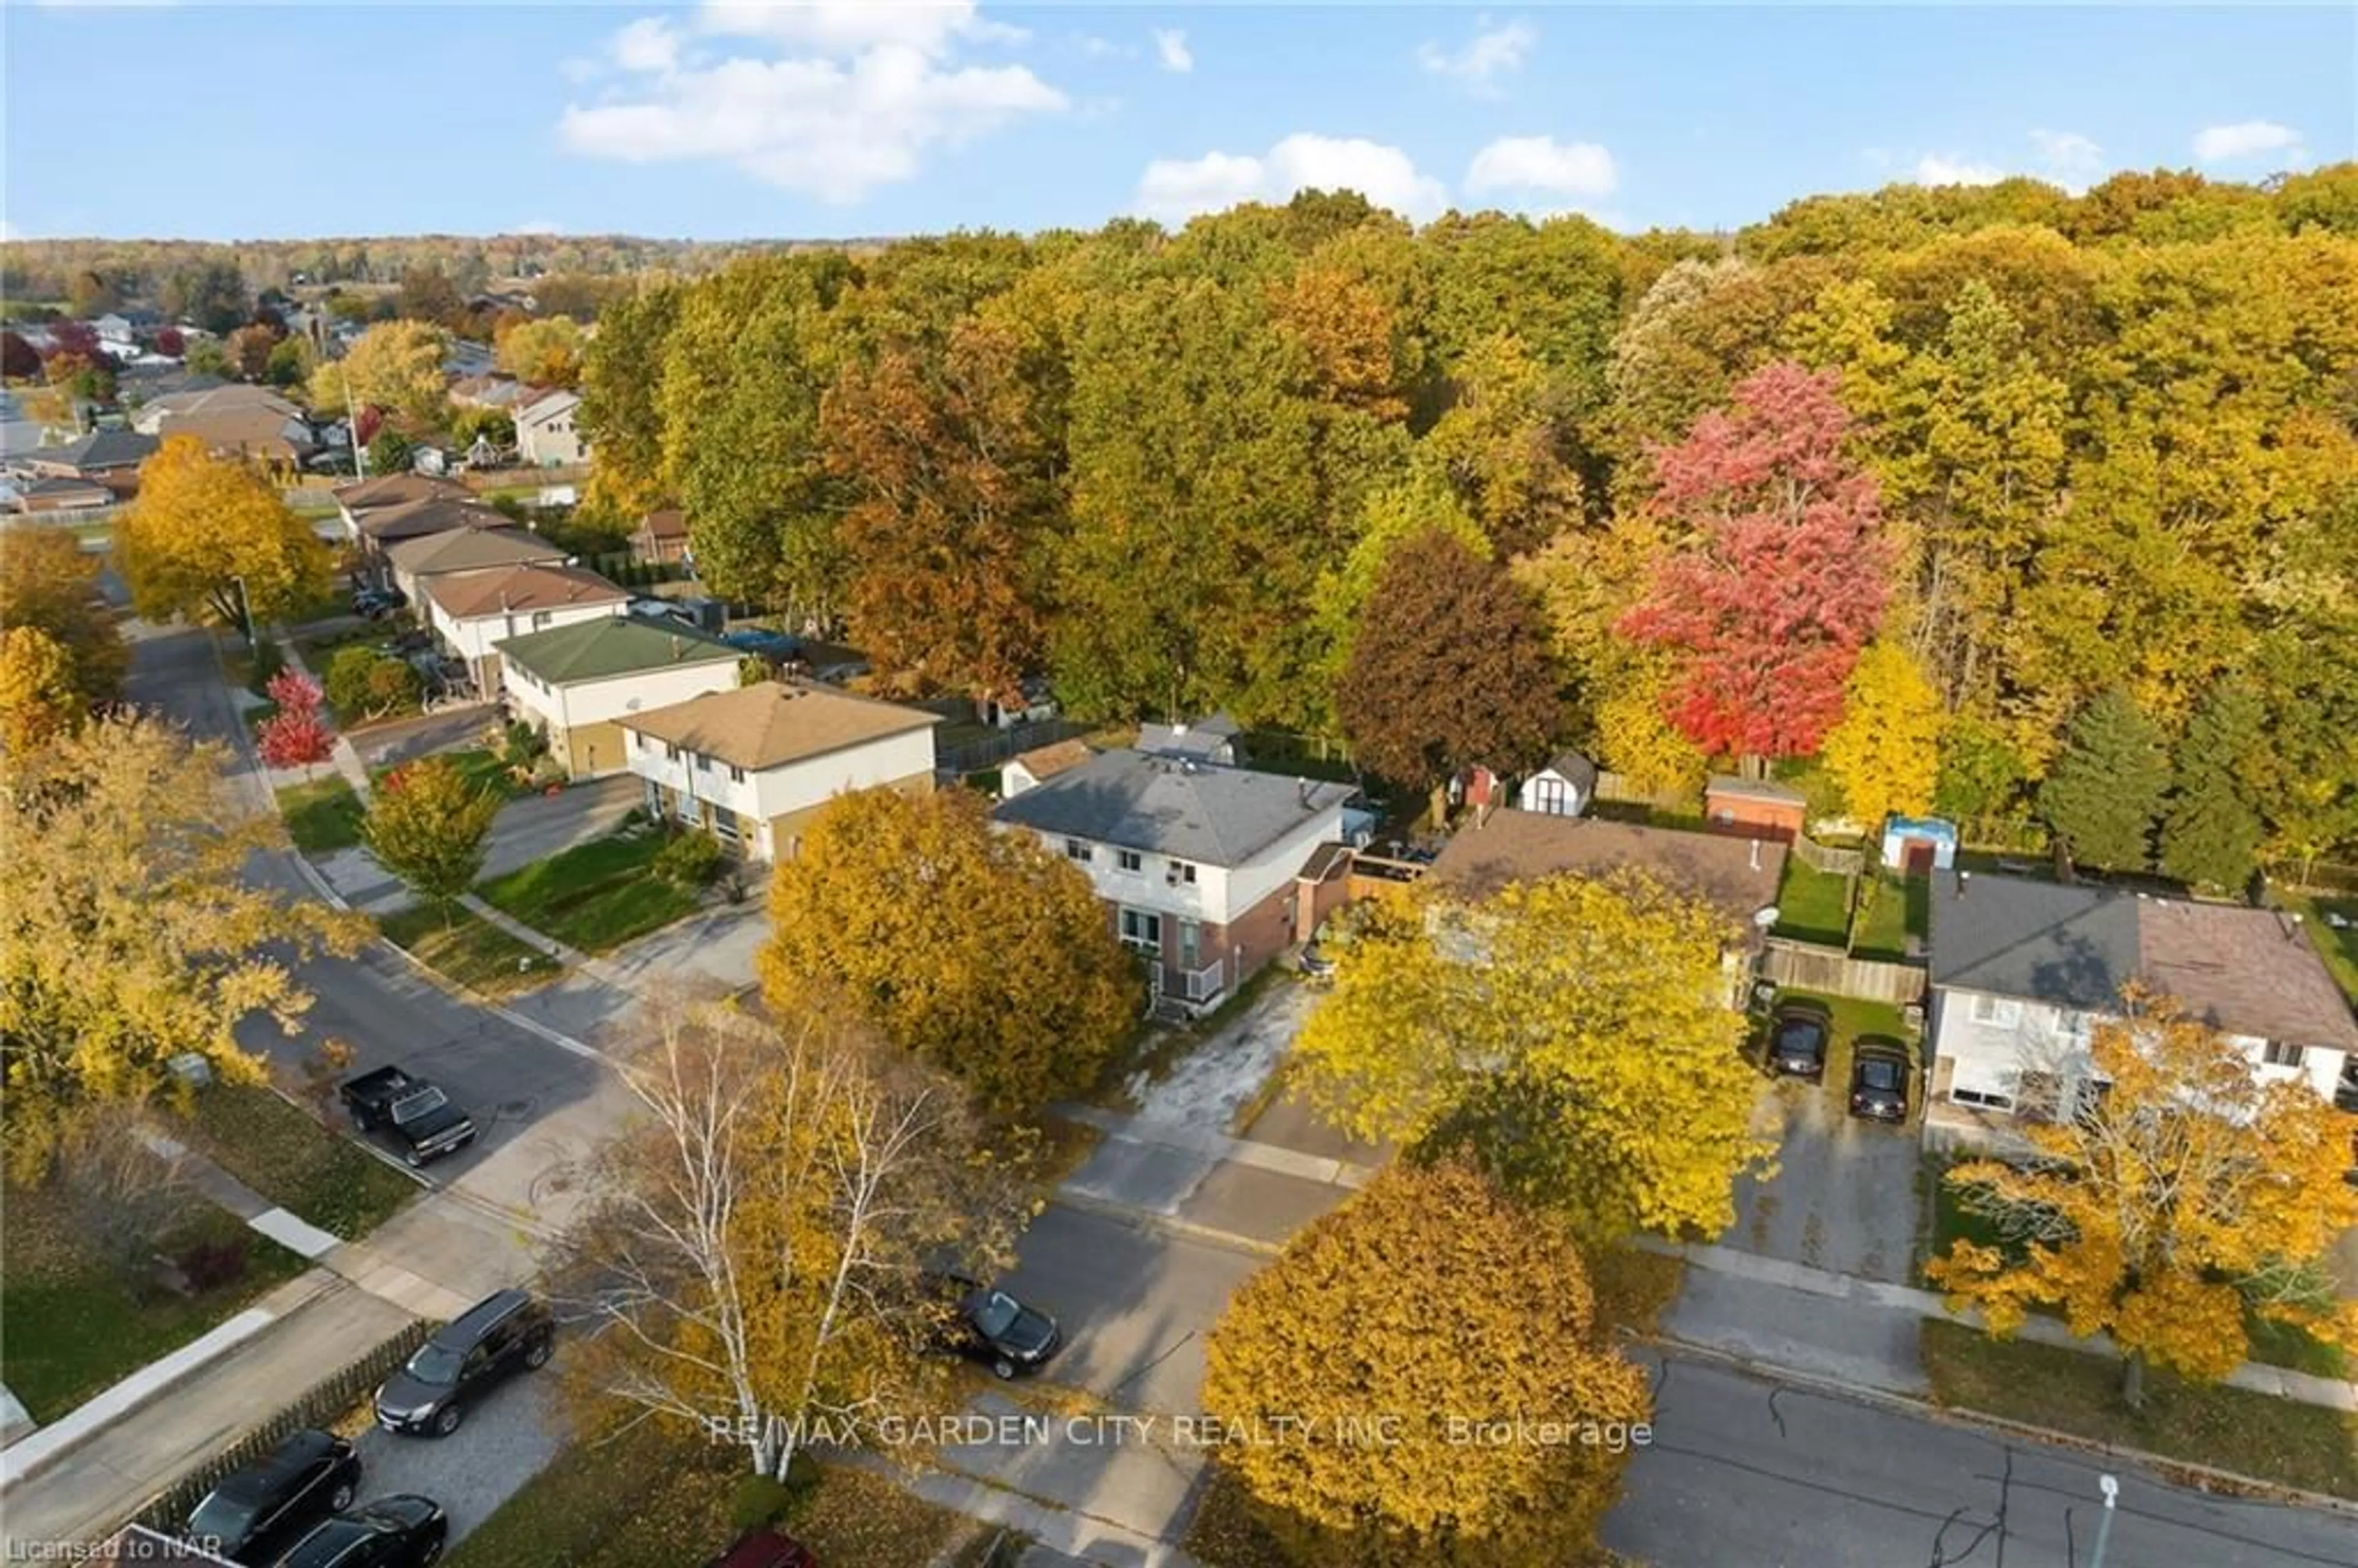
[
  {"x1": 2192, "y1": 119, "x2": 2304, "y2": 165},
  {"x1": 558, "y1": 6, "x2": 1065, "y2": 203},
  {"x1": 1153, "y1": 28, "x2": 1192, "y2": 74},
  {"x1": 1415, "y1": 18, "x2": 1535, "y2": 96},
  {"x1": 1135, "y1": 134, "x2": 1449, "y2": 225},
  {"x1": 1465, "y1": 135, "x2": 1617, "y2": 203},
  {"x1": 1075, "y1": 34, "x2": 1131, "y2": 60},
  {"x1": 2028, "y1": 128, "x2": 2105, "y2": 192},
  {"x1": 1913, "y1": 153, "x2": 2004, "y2": 187}
]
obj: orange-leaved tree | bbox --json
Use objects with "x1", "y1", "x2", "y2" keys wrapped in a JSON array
[{"x1": 1928, "y1": 990, "x2": 2358, "y2": 1406}]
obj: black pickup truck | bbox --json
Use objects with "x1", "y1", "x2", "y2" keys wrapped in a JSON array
[{"x1": 341, "y1": 1067, "x2": 478, "y2": 1167}]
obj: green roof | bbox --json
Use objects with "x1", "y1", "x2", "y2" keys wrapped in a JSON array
[{"x1": 493, "y1": 615, "x2": 737, "y2": 685}]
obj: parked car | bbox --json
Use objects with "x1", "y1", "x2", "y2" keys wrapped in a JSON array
[
  {"x1": 1764, "y1": 1003, "x2": 1831, "y2": 1080},
  {"x1": 183, "y1": 1428, "x2": 360, "y2": 1566},
  {"x1": 705, "y1": 1529, "x2": 819, "y2": 1568},
  {"x1": 341, "y1": 1067, "x2": 476, "y2": 1167},
  {"x1": 352, "y1": 588, "x2": 405, "y2": 619},
  {"x1": 924, "y1": 1275, "x2": 1060, "y2": 1380},
  {"x1": 375, "y1": 1288, "x2": 554, "y2": 1438},
  {"x1": 1848, "y1": 1047, "x2": 1912, "y2": 1122},
  {"x1": 274, "y1": 1494, "x2": 448, "y2": 1568}
]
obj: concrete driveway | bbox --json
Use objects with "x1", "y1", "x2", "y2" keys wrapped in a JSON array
[
  {"x1": 480, "y1": 775, "x2": 642, "y2": 882},
  {"x1": 1725, "y1": 1078, "x2": 1923, "y2": 1286}
]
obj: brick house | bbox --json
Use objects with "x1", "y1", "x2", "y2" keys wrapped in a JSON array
[{"x1": 992, "y1": 749, "x2": 1354, "y2": 1014}]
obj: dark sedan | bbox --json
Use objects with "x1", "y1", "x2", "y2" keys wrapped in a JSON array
[
  {"x1": 184, "y1": 1428, "x2": 359, "y2": 1566},
  {"x1": 1849, "y1": 1047, "x2": 1912, "y2": 1122},
  {"x1": 274, "y1": 1494, "x2": 447, "y2": 1568},
  {"x1": 1765, "y1": 1005, "x2": 1831, "y2": 1080},
  {"x1": 927, "y1": 1276, "x2": 1060, "y2": 1379}
]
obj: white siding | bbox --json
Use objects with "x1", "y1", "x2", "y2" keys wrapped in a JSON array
[
  {"x1": 624, "y1": 724, "x2": 935, "y2": 828},
  {"x1": 1516, "y1": 768, "x2": 1589, "y2": 819},
  {"x1": 500, "y1": 654, "x2": 740, "y2": 735},
  {"x1": 433, "y1": 600, "x2": 618, "y2": 670},
  {"x1": 1014, "y1": 804, "x2": 1343, "y2": 927}
]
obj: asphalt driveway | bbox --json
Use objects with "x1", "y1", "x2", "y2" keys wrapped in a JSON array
[{"x1": 1724, "y1": 1076, "x2": 1923, "y2": 1285}]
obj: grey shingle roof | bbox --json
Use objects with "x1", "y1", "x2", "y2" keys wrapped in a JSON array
[
  {"x1": 41, "y1": 429, "x2": 157, "y2": 472},
  {"x1": 992, "y1": 748, "x2": 1353, "y2": 867},
  {"x1": 1927, "y1": 872, "x2": 2141, "y2": 1011}
]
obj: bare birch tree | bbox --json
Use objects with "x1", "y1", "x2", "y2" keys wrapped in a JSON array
[{"x1": 559, "y1": 993, "x2": 1033, "y2": 1478}]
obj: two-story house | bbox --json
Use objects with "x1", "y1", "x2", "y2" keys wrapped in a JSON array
[
  {"x1": 420, "y1": 562, "x2": 628, "y2": 694},
  {"x1": 618, "y1": 681, "x2": 940, "y2": 863},
  {"x1": 515, "y1": 389, "x2": 586, "y2": 468},
  {"x1": 383, "y1": 526, "x2": 565, "y2": 607},
  {"x1": 1924, "y1": 870, "x2": 2358, "y2": 1147},
  {"x1": 494, "y1": 616, "x2": 742, "y2": 778},
  {"x1": 993, "y1": 749, "x2": 1355, "y2": 1014}
]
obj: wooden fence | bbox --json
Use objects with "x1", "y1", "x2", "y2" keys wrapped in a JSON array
[
  {"x1": 1760, "y1": 936, "x2": 1926, "y2": 1006},
  {"x1": 938, "y1": 716, "x2": 1091, "y2": 776},
  {"x1": 1593, "y1": 770, "x2": 1700, "y2": 812},
  {"x1": 1791, "y1": 836, "x2": 1866, "y2": 877}
]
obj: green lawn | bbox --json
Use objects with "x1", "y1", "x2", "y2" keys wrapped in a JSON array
[
  {"x1": 174, "y1": 1084, "x2": 420, "y2": 1241},
  {"x1": 2278, "y1": 891, "x2": 2358, "y2": 1007},
  {"x1": 1769, "y1": 859, "x2": 1851, "y2": 945},
  {"x1": 476, "y1": 829, "x2": 700, "y2": 953},
  {"x1": 447, "y1": 1421, "x2": 969, "y2": 1568},
  {"x1": 377, "y1": 901, "x2": 560, "y2": 996},
  {"x1": 1, "y1": 1181, "x2": 308, "y2": 1424},
  {"x1": 1921, "y1": 1319, "x2": 2358, "y2": 1499},
  {"x1": 1850, "y1": 873, "x2": 1929, "y2": 961},
  {"x1": 276, "y1": 777, "x2": 365, "y2": 853},
  {"x1": 374, "y1": 747, "x2": 532, "y2": 800}
]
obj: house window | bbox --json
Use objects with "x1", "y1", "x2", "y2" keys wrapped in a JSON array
[
  {"x1": 1528, "y1": 775, "x2": 1570, "y2": 816},
  {"x1": 1064, "y1": 839, "x2": 1092, "y2": 863},
  {"x1": 1116, "y1": 849, "x2": 1143, "y2": 873},
  {"x1": 1171, "y1": 861, "x2": 1197, "y2": 885},
  {"x1": 2263, "y1": 1041, "x2": 2307, "y2": 1068},
  {"x1": 1969, "y1": 993, "x2": 2021, "y2": 1028},
  {"x1": 727, "y1": 763, "x2": 745, "y2": 784},
  {"x1": 1178, "y1": 919, "x2": 1202, "y2": 970},
  {"x1": 696, "y1": 753, "x2": 712, "y2": 772},
  {"x1": 1119, "y1": 909, "x2": 1161, "y2": 953}
]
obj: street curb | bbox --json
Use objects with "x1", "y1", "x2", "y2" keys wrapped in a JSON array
[
  {"x1": 1637, "y1": 1330, "x2": 2358, "y2": 1521},
  {"x1": 1048, "y1": 1192, "x2": 1283, "y2": 1259}
]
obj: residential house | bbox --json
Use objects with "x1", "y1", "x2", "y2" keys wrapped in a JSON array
[
  {"x1": 383, "y1": 526, "x2": 565, "y2": 606},
  {"x1": 993, "y1": 749, "x2": 1355, "y2": 1013},
  {"x1": 449, "y1": 375, "x2": 529, "y2": 413},
  {"x1": 420, "y1": 562, "x2": 628, "y2": 693},
  {"x1": 349, "y1": 495, "x2": 515, "y2": 578},
  {"x1": 15, "y1": 428, "x2": 158, "y2": 499},
  {"x1": 494, "y1": 616, "x2": 741, "y2": 778},
  {"x1": 1517, "y1": 751, "x2": 1598, "y2": 819},
  {"x1": 1923, "y1": 871, "x2": 2358, "y2": 1147},
  {"x1": 152, "y1": 405, "x2": 320, "y2": 472},
  {"x1": 514, "y1": 389, "x2": 586, "y2": 467},
  {"x1": 1705, "y1": 775, "x2": 1809, "y2": 842},
  {"x1": 332, "y1": 472, "x2": 476, "y2": 542},
  {"x1": 94, "y1": 309, "x2": 164, "y2": 352},
  {"x1": 130, "y1": 384, "x2": 301, "y2": 437},
  {"x1": 8, "y1": 474, "x2": 115, "y2": 514},
  {"x1": 630, "y1": 508, "x2": 690, "y2": 566},
  {"x1": 1425, "y1": 806, "x2": 1789, "y2": 1006},
  {"x1": 1000, "y1": 739, "x2": 1094, "y2": 799},
  {"x1": 1137, "y1": 712, "x2": 1240, "y2": 765},
  {"x1": 620, "y1": 681, "x2": 941, "y2": 862}
]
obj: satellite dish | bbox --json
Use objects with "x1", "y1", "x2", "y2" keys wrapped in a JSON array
[{"x1": 1753, "y1": 906, "x2": 1780, "y2": 929}]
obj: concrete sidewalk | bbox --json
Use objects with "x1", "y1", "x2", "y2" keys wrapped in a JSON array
[{"x1": 1053, "y1": 1107, "x2": 1364, "y2": 1251}]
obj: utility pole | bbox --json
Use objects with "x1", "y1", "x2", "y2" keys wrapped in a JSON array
[{"x1": 2090, "y1": 1473, "x2": 2119, "y2": 1568}]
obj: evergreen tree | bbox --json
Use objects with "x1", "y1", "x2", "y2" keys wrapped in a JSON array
[
  {"x1": 2160, "y1": 686, "x2": 2267, "y2": 893},
  {"x1": 2037, "y1": 690, "x2": 2169, "y2": 874}
]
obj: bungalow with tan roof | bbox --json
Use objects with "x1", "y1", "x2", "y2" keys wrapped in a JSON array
[
  {"x1": 619, "y1": 680, "x2": 941, "y2": 862},
  {"x1": 384, "y1": 526, "x2": 566, "y2": 606},
  {"x1": 421, "y1": 562, "x2": 628, "y2": 693}
]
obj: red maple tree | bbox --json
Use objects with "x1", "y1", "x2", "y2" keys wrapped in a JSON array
[
  {"x1": 257, "y1": 670, "x2": 335, "y2": 774},
  {"x1": 1617, "y1": 361, "x2": 1891, "y2": 761}
]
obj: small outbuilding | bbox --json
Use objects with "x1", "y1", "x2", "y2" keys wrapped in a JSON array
[
  {"x1": 1517, "y1": 751, "x2": 1598, "y2": 819},
  {"x1": 1881, "y1": 815, "x2": 1959, "y2": 875},
  {"x1": 1704, "y1": 774, "x2": 1808, "y2": 843}
]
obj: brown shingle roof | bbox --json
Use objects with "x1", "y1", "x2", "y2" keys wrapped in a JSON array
[
  {"x1": 334, "y1": 472, "x2": 475, "y2": 513},
  {"x1": 1426, "y1": 807, "x2": 1786, "y2": 930},
  {"x1": 2136, "y1": 898, "x2": 2358, "y2": 1051},
  {"x1": 386, "y1": 526, "x2": 565, "y2": 576},
  {"x1": 618, "y1": 680, "x2": 939, "y2": 774},
  {"x1": 360, "y1": 495, "x2": 513, "y2": 543},
  {"x1": 636, "y1": 508, "x2": 688, "y2": 540},
  {"x1": 1010, "y1": 739, "x2": 1092, "y2": 782},
  {"x1": 424, "y1": 563, "x2": 628, "y2": 621}
]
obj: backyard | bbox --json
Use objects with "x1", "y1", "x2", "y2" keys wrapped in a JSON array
[
  {"x1": 377, "y1": 901, "x2": 560, "y2": 996},
  {"x1": 475, "y1": 825, "x2": 701, "y2": 953},
  {"x1": 1768, "y1": 858, "x2": 1850, "y2": 946}
]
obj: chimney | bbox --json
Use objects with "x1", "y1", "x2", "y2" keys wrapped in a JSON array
[{"x1": 1748, "y1": 839, "x2": 1760, "y2": 872}]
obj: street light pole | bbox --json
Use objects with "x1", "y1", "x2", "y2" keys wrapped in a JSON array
[
  {"x1": 233, "y1": 573, "x2": 255, "y2": 650},
  {"x1": 2090, "y1": 1473, "x2": 2119, "y2": 1568}
]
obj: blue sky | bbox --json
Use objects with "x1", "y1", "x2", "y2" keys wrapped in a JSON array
[{"x1": 6, "y1": 4, "x2": 2351, "y2": 241}]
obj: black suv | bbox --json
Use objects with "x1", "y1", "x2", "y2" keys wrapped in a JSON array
[
  {"x1": 183, "y1": 1427, "x2": 360, "y2": 1565},
  {"x1": 276, "y1": 1495, "x2": 448, "y2": 1568},
  {"x1": 374, "y1": 1289, "x2": 553, "y2": 1438}
]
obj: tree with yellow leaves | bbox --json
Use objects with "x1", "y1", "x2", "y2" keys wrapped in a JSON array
[
  {"x1": 1293, "y1": 873, "x2": 1770, "y2": 1244},
  {"x1": 1928, "y1": 991, "x2": 2358, "y2": 1408},
  {"x1": 309, "y1": 318, "x2": 449, "y2": 425},
  {"x1": 758, "y1": 786, "x2": 1137, "y2": 1115},
  {"x1": 0, "y1": 525, "x2": 128, "y2": 714},
  {"x1": 0, "y1": 626, "x2": 82, "y2": 753},
  {"x1": 0, "y1": 712, "x2": 365, "y2": 1178},
  {"x1": 494, "y1": 314, "x2": 587, "y2": 389},
  {"x1": 1821, "y1": 639, "x2": 1949, "y2": 829},
  {"x1": 114, "y1": 436, "x2": 333, "y2": 629},
  {"x1": 1202, "y1": 1159, "x2": 1651, "y2": 1567}
]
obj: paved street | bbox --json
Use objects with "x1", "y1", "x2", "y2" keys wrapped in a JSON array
[{"x1": 1607, "y1": 1351, "x2": 2358, "y2": 1567}]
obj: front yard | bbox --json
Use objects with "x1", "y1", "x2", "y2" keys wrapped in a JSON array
[
  {"x1": 174, "y1": 1083, "x2": 421, "y2": 1241},
  {"x1": 373, "y1": 746, "x2": 539, "y2": 801},
  {"x1": 276, "y1": 777, "x2": 365, "y2": 853},
  {"x1": 377, "y1": 901, "x2": 561, "y2": 996},
  {"x1": 0, "y1": 1177, "x2": 308, "y2": 1424},
  {"x1": 1921, "y1": 1319, "x2": 2358, "y2": 1500},
  {"x1": 475, "y1": 826, "x2": 702, "y2": 953},
  {"x1": 446, "y1": 1420, "x2": 973, "y2": 1568}
]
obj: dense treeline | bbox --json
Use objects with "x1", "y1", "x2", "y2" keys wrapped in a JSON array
[{"x1": 566, "y1": 165, "x2": 2358, "y2": 869}]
